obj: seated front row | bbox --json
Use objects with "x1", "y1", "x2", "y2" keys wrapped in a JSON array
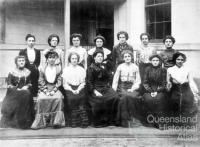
[{"x1": 0, "y1": 51, "x2": 198, "y2": 129}]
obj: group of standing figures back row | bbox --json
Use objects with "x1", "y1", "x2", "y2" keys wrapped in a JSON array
[{"x1": 0, "y1": 31, "x2": 199, "y2": 130}]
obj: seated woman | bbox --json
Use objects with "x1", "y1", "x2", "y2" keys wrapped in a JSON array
[
  {"x1": 86, "y1": 50, "x2": 119, "y2": 127},
  {"x1": 62, "y1": 52, "x2": 89, "y2": 128},
  {"x1": 112, "y1": 50, "x2": 142, "y2": 127},
  {"x1": 31, "y1": 51, "x2": 65, "y2": 129},
  {"x1": 0, "y1": 55, "x2": 34, "y2": 129},
  {"x1": 167, "y1": 52, "x2": 198, "y2": 125},
  {"x1": 142, "y1": 54, "x2": 167, "y2": 127}
]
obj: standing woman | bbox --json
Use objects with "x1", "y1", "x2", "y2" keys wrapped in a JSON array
[
  {"x1": 112, "y1": 31, "x2": 134, "y2": 70},
  {"x1": 142, "y1": 54, "x2": 167, "y2": 127},
  {"x1": 112, "y1": 50, "x2": 141, "y2": 127},
  {"x1": 86, "y1": 50, "x2": 119, "y2": 127},
  {"x1": 167, "y1": 52, "x2": 198, "y2": 120},
  {"x1": 62, "y1": 52, "x2": 89, "y2": 128},
  {"x1": 19, "y1": 34, "x2": 41, "y2": 97},
  {"x1": 65, "y1": 33, "x2": 87, "y2": 69},
  {"x1": 0, "y1": 56, "x2": 34, "y2": 129},
  {"x1": 136, "y1": 33, "x2": 157, "y2": 82},
  {"x1": 41, "y1": 34, "x2": 64, "y2": 71},
  {"x1": 31, "y1": 51, "x2": 65, "y2": 129},
  {"x1": 87, "y1": 35, "x2": 112, "y2": 68},
  {"x1": 159, "y1": 35, "x2": 177, "y2": 68}
]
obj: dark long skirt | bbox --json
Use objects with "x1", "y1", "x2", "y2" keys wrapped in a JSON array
[
  {"x1": 65, "y1": 87, "x2": 89, "y2": 128},
  {"x1": 170, "y1": 83, "x2": 197, "y2": 119},
  {"x1": 89, "y1": 87, "x2": 119, "y2": 127},
  {"x1": 0, "y1": 88, "x2": 34, "y2": 129},
  {"x1": 143, "y1": 92, "x2": 167, "y2": 127},
  {"x1": 116, "y1": 81, "x2": 143, "y2": 127},
  {"x1": 117, "y1": 90, "x2": 143, "y2": 127}
]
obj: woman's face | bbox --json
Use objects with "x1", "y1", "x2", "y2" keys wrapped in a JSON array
[
  {"x1": 164, "y1": 39, "x2": 173, "y2": 49},
  {"x1": 119, "y1": 34, "x2": 126, "y2": 44},
  {"x1": 72, "y1": 37, "x2": 80, "y2": 47},
  {"x1": 27, "y1": 37, "x2": 35, "y2": 48},
  {"x1": 141, "y1": 35, "x2": 149, "y2": 46},
  {"x1": 17, "y1": 58, "x2": 26, "y2": 68},
  {"x1": 94, "y1": 53, "x2": 103, "y2": 63},
  {"x1": 50, "y1": 37, "x2": 58, "y2": 47},
  {"x1": 176, "y1": 55, "x2": 184, "y2": 67},
  {"x1": 123, "y1": 53, "x2": 132, "y2": 63},
  {"x1": 151, "y1": 57, "x2": 160, "y2": 67},
  {"x1": 96, "y1": 38, "x2": 103, "y2": 47},
  {"x1": 47, "y1": 55, "x2": 56, "y2": 65},
  {"x1": 70, "y1": 54, "x2": 78, "y2": 66}
]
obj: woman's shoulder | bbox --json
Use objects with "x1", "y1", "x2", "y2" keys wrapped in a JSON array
[{"x1": 87, "y1": 47, "x2": 96, "y2": 55}]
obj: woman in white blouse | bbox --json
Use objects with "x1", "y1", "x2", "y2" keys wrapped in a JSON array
[
  {"x1": 65, "y1": 33, "x2": 87, "y2": 69},
  {"x1": 167, "y1": 52, "x2": 198, "y2": 122},
  {"x1": 112, "y1": 50, "x2": 142, "y2": 127},
  {"x1": 62, "y1": 52, "x2": 89, "y2": 128}
]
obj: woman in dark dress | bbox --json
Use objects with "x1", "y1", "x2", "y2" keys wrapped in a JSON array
[
  {"x1": 167, "y1": 52, "x2": 198, "y2": 125},
  {"x1": 0, "y1": 56, "x2": 34, "y2": 129},
  {"x1": 62, "y1": 52, "x2": 89, "y2": 128},
  {"x1": 159, "y1": 35, "x2": 177, "y2": 69},
  {"x1": 142, "y1": 54, "x2": 167, "y2": 127},
  {"x1": 86, "y1": 50, "x2": 119, "y2": 127},
  {"x1": 112, "y1": 50, "x2": 142, "y2": 127},
  {"x1": 19, "y1": 34, "x2": 41, "y2": 97}
]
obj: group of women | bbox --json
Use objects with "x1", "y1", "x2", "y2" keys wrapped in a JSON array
[{"x1": 0, "y1": 31, "x2": 199, "y2": 130}]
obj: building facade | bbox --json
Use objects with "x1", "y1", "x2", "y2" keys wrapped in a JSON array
[{"x1": 0, "y1": 0, "x2": 200, "y2": 83}]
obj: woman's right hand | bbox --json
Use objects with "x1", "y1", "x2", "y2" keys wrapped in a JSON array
[{"x1": 94, "y1": 90, "x2": 103, "y2": 97}]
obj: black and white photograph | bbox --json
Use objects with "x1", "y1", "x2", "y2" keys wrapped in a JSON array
[{"x1": 0, "y1": 0, "x2": 200, "y2": 146}]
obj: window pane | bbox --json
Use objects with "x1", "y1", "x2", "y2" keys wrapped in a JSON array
[
  {"x1": 146, "y1": 0, "x2": 154, "y2": 5},
  {"x1": 162, "y1": 0, "x2": 171, "y2": 3},
  {"x1": 155, "y1": 5, "x2": 164, "y2": 22},
  {"x1": 164, "y1": 22, "x2": 171, "y2": 36},
  {"x1": 163, "y1": 4, "x2": 171, "y2": 21},
  {"x1": 155, "y1": 23, "x2": 163, "y2": 39},
  {"x1": 146, "y1": 7, "x2": 155, "y2": 23},
  {"x1": 147, "y1": 24, "x2": 155, "y2": 39},
  {"x1": 155, "y1": 0, "x2": 171, "y2": 4}
]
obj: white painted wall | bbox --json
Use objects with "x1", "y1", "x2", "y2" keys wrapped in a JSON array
[
  {"x1": 114, "y1": 0, "x2": 145, "y2": 46},
  {"x1": 172, "y1": 0, "x2": 200, "y2": 44}
]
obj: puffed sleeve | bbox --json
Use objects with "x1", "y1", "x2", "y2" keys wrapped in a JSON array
[
  {"x1": 131, "y1": 66, "x2": 141, "y2": 90},
  {"x1": 86, "y1": 66, "x2": 95, "y2": 94},
  {"x1": 7, "y1": 72, "x2": 15, "y2": 88},
  {"x1": 77, "y1": 68, "x2": 86, "y2": 91},
  {"x1": 143, "y1": 67, "x2": 153, "y2": 92}
]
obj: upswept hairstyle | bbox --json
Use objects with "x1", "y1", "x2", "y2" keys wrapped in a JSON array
[
  {"x1": 163, "y1": 35, "x2": 176, "y2": 44},
  {"x1": 117, "y1": 31, "x2": 129, "y2": 40},
  {"x1": 68, "y1": 52, "x2": 80, "y2": 63},
  {"x1": 47, "y1": 34, "x2": 60, "y2": 46}
]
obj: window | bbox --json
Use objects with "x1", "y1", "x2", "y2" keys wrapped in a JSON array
[{"x1": 145, "y1": 0, "x2": 171, "y2": 41}]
